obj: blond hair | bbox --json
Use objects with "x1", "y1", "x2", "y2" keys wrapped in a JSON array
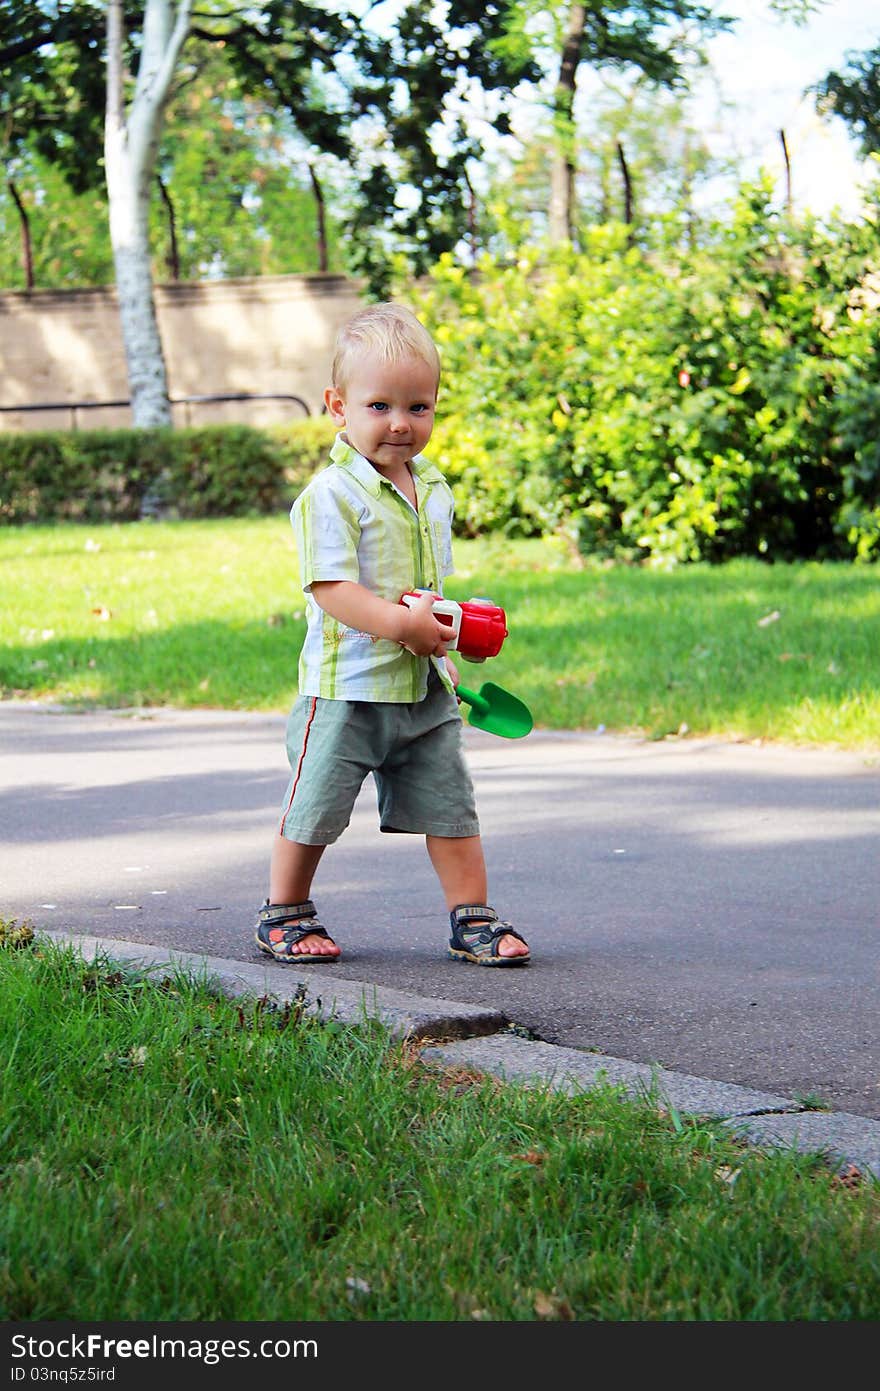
[{"x1": 331, "y1": 302, "x2": 440, "y2": 392}]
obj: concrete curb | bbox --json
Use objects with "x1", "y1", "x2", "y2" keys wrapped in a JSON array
[
  {"x1": 42, "y1": 930, "x2": 508, "y2": 1042},
  {"x1": 423, "y1": 1034, "x2": 801, "y2": 1116},
  {"x1": 424, "y1": 1037, "x2": 880, "y2": 1180},
  {"x1": 43, "y1": 929, "x2": 880, "y2": 1182}
]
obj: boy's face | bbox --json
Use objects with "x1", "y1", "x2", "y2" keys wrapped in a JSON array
[{"x1": 323, "y1": 352, "x2": 438, "y2": 472}]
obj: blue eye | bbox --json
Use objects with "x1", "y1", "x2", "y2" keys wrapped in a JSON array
[{"x1": 368, "y1": 402, "x2": 389, "y2": 412}]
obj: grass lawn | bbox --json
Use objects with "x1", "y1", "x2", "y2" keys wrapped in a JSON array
[
  {"x1": 2, "y1": 519, "x2": 879, "y2": 748},
  {"x1": 2, "y1": 938, "x2": 878, "y2": 1322}
]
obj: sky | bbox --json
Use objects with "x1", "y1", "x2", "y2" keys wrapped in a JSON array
[{"x1": 694, "y1": 0, "x2": 879, "y2": 216}]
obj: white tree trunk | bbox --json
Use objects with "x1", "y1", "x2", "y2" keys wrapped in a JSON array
[{"x1": 104, "y1": 0, "x2": 192, "y2": 429}]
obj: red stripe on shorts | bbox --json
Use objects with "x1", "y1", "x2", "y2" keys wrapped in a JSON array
[{"x1": 279, "y1": 697, "x2": 318, "y2": 835}]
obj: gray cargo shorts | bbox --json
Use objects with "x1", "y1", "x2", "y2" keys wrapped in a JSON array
[{"x1": 278, "y1": 669, "x2": 480, "y2": 845}]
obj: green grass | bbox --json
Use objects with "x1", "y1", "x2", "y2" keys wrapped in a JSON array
[
  {"x1": 2, "y1": 519, "x2": 879, "y2": 747},
  {"x1": 2, "y1": 938, "x2": 878, "y2": 1322}
]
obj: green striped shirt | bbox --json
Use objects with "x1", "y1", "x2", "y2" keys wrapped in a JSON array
[{"x1": 291, "y1": 434, "x2": 456, "y2": 701}]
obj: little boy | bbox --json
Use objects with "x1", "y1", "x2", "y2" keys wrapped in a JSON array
[{"x1": 255, "y1": 302, "x2": 530, "y2": 967}]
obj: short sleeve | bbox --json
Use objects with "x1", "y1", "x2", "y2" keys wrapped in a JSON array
[
  {"x1": 438, "y1": 485, "x2": 455, "y2": 579},
  {"x1": 291, "y1": 473, "x2": 361, "y2": 591}
]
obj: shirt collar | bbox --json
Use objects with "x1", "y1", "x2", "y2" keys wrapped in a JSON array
[{"x1": 329, "y1": 432, "x2": 446, "y2": 495}]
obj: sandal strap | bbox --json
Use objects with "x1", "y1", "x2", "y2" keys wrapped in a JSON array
[
  {"x1": 255, "y1": 899, "x2": 336, "y2": 957},
  {"x1": 449, "y1": 904, "x2": 528, "y2": 950},
  {"x1": 257, "y1": 899, "x2": 318, "y2": 928},
  {"x1": 459, "y1": 922, "x2": 527, "y2": 947},
  {"x1": 451, "y1": 904, "x2": 499, "y2": 926},
  {"x1": 269, "y1": 922, "x2": 334, "y2": 949}
]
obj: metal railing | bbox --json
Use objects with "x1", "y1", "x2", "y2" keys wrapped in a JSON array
[{"x1": 0, "y1": 392, "x2": 312, "y2": 429}]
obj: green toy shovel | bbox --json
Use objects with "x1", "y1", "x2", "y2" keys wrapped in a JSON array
[{"x1": 456, "y1": 681, "x2": 533, "y2": 739}]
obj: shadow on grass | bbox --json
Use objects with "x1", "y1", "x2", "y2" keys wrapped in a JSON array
[
  {"x1": 1, "y1": 616, "x2": 307, "y2": 711},
  {"x1": 3, "y1": 560, "x2": 879, "y2": 737},
  {"x1": 462, "y1": 564, "x2": 880, "y2": 739}
]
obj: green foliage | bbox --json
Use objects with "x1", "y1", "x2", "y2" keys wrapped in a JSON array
[
  {"x1": 834, "y1": 375, "x2": 880, "y2": 560},
  {"x1": 0, "y1": 1, "x2": 110, "y2": 289},
  {"x1": 0, "y1": 40, "x2": 344, "y2": 291},
  {"x1": 160, "y1": 426, "x2": 287, "y2": 518},
  {"x1": 415, "y1": 183, "x2": 880, "y2": 564},
  {"x1": 483, "y1": 85, "x2": 731, "y2": 252},
  {"x1": 815, "y1": 42, "x2": 880, "y2": 158},
  {"x1": 0, "y1": 0, "x2": 737, "y2": 294},
  {"x1": 0, "y1": 3, "x2": 535, "y2": 293},
  {"x1": 271, "y1": 415, "x2": 337, "y2": 487},
  {"x1": 0, "y1": 419, "x2": 336, "y2": 524},
  {"x1": 0, "y1": 430, "x2": 169, "y2": 523},
  {"x1": 151, "y1": 49, "x2": 344, "y2": 281},
  {"x1": 0, "y1": 2, "x2": 107, "y2": 194},
  {"x1": 0, "y1": 153, "x2": 115, "y2": 290}
]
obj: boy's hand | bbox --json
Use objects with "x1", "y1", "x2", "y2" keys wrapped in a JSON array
[
  {"x1": 310, "y1": 581, "x2": 454, "y2": 656},
  {"x1": 400, "y1": 591, "x2": 452, "y2": 657}
]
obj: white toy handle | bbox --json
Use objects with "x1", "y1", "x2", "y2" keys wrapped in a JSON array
[{"x1": 400, "y1": 589, "x2": 463, "y2": 649}]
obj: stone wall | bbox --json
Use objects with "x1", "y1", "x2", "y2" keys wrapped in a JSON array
[{"x1": 0, "y1": 273, "x2": 364, "y2": 431}]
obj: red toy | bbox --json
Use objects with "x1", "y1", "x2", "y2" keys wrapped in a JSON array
[{"x1": 400, "y1": 590, "x2": 508, "y2": 663}]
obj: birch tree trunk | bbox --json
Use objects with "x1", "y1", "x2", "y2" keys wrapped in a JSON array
[
  {"x1": 104, "y1": 0, "x2": 192, "y2": 428},
  {"x1": 549, "y1": 2, "x2": 585, "y2": 246}
]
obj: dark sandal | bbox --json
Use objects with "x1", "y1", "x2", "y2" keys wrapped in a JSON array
[
  {"x1": 255, "y1": 899, "x2": 339, "y2": 963},
  {"x1": 448, "y1": 904, "x2": 530, "y2": 967}
]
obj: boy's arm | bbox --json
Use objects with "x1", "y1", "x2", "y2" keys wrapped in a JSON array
[{"x1": 309, "y1": 581, "x2": 452, "y2": 658}]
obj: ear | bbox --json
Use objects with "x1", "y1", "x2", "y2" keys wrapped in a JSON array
[{"x1": 324, "y1": 385, "x2": 346, "y2": 425}]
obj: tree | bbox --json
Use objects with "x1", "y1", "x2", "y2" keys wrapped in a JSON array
[
  {"x1": 152, "y1": 48, "x2": 342, "y2": 281},
  {"x1": 105, "y1": 0, "x2": 193, "y2": 429},
  {"x1": 0, "y1": 153, "x2": 114, "y2": 289},
  {"x1": 478, "y1": 73, "x2": 728, "y2": 256},
  {"x1": 1, "y1": 2, "x2": 538, "y2": 299},
  {"x1": 815, "y1": 43, "x2": 880, "y2": 158},
  {"x1": 201, "y1": 0, "x2": 540, "y2": 290},
  {"x1": 586, "y1": 83, "x2": 725, "y2": 239},
  {"x1": 2, "y1": 1, "x2": 734, "y2": 313},
  {"x1": 509, "y1": 0, "x2": 730, "y2": 245},
  {"x1": 0, "y1": 32, "x2": 342, "y2": 291},
  {"x1": 0, "y1": 2, "x2": 107, "y2": 286},
  {"x1": 0, "y1": 2, "x2": 192, "y2": 422}
]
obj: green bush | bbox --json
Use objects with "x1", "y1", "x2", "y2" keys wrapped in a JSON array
[
  {"x1": 0, "y1": 429, "x2": 171, "y2": 523},
  {"x1": 415, "y1": 182, "x2": 880, "y2": 564},
  {"x1": 271, "y1": 415, "x2": 337, "y2": 500},
  {"x1": 0, "y1": 417, "x2": 336, "y2": 524}
]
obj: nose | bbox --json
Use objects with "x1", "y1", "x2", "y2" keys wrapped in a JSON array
[{"x1": 388, "y1": 413, "x2": 408, "y2": 433}]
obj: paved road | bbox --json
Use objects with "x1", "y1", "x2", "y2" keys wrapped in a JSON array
[{"x1": 3, "y1": 703, "x2": 879, "y2": 1119}]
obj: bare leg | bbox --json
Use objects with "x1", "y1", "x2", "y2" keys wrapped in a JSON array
[
  {"x1": 266, "y1": 833, "x2": 340, "y2": 957},
  {"x1": 426, "y1": 834, "x2": 529, "y2": 959}
]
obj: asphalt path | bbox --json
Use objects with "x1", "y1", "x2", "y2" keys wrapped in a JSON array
[{"x1": 2, "y1": 703, "x2": 879, "y2": 1120}]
